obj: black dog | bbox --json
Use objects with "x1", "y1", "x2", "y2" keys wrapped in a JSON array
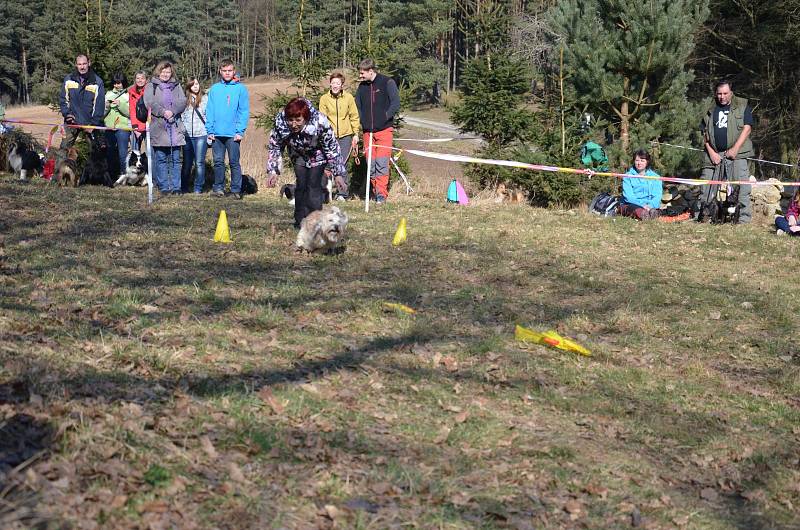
[
  {"x1": 80, "y1": 134, "x2": 113, "y2": 187},
  {"x1": 698, "y1": 184, "x2": 741, "y2": 224},
  {"x1": 280, "y1": 183, "x2": 296, "y2": 205}
]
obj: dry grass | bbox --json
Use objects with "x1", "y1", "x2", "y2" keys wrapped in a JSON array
[{"x1": 0, "y1": 174, "x2": 798, "y2": 529}]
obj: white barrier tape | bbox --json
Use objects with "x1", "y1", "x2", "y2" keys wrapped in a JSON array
[
  {"x1": 653, "y1": 141, "x2": 797, "y2": 169},
  {"x1": 377, "y1": 144, "x2": 800, "y2": 187}
]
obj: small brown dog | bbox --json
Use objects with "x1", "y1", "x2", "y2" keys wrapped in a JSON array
[{"x1": 56, "y1": 148, "x2": 79, "y2": 187}]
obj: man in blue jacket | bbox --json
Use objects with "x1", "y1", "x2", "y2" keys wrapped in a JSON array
[
  {"x1": 58, "y1": 54, "x2": 105, "y2": 147},
  {"x1": 206, "y1": 59, "x2": 250, "y2": 199}
]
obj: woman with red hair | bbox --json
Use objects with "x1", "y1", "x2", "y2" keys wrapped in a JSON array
[{"x1": 267, "y1": 97, "x2": 347, "y2": 228}]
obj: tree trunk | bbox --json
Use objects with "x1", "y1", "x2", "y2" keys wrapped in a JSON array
[
  {"x1": 559, "y1": 46, "x2": 565, "y2": 156},
  {"x1": 620, "y1": 76, "x2": 630, "y2": 154},
  {"x1": 21, "y1": 46, "x2": 30, "y2": 104}
]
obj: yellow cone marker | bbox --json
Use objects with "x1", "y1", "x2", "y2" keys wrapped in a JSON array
[
  {"x1": 382, "y1": 302, "x2": 416, "y2": 314},
  {"x1": 392, "y1": 217, "x2": 407, "y2": 246},
  {"x1": 515, "y1": 324, "x2": 591, "y2": 356},
  {"x1": 214, "y1": 210, "x2": 232, "y2": 243}
]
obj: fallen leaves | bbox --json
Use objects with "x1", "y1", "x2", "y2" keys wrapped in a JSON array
[
  {"x1": 257, "y1": 387, "x2": 285, "y2": 414},
  {"x1": 699, "y1": 487, "x2": 719, "y2": 502},
  {"x1": 199, "y1": 436, "x2": 218, "y2": 460}
]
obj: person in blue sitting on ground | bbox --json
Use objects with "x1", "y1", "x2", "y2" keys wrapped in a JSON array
[
  {"x1": 206, "y1": 58, "x2": 250, "y2": 199},
  {"x1": 619, "y1": 149, "x2": 663, "y2": 220}
]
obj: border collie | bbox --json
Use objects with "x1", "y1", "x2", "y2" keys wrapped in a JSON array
[
  {"x1": 114, "y1": 149, "x2": 148, "y2": 186},
  {"x1": 7, "y1": 142, "x2": 43, "y2": 181}
]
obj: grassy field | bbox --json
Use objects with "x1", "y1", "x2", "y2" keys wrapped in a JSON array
[{"x1": 1, "y1": 177, "x2": 798, "y2": 529}]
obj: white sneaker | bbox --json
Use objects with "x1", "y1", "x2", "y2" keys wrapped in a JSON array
[
  {"x1": 777, "y1": 229, "x2": 787, "y2": 236},
  {"x1": 335, "y1": 195, "x2": 346, "y2": 202}
]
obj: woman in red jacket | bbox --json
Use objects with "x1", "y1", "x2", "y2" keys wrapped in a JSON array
[{"x1": 128, "y1": 70, "x2": 148, "y2": 149}]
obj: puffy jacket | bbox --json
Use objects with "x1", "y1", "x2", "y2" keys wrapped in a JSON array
[
  {"x1": 181, "y1": 93, "x2": 208, "y2": 137},
  {"x1": 104, "y1": 87, "x2": 130, "y2": 129},
  {"x1": 59, "y1": 69, "x2": 105, "y2": 126},
  {"x1": 318, "y1": 90, "x2": 360, "y2": 138},
  {"x1": 622, "y1": 168, "x2": 662, "y2": 209},
  {"x1": 143, "y1": 76, "x2": 187, "y2": 147},
  {"x1": 266, "y1": 99, "x2": 345, "y2": 178},
  {"x1": 128, "y1": 85, "x2": 146, "y2": 133},
  {"x1": 355, "y1": 72, "x2": 400, "y2": 132},
  {"x1": 206, "y1": 78, "x2": 249, "y2": 137}
]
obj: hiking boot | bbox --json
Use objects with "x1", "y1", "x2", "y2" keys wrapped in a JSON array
[{"x1": 211, "y1": 190, "x2": 225, "y2": 198}]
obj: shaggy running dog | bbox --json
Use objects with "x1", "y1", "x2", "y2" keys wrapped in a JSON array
[
  {"x1": 56, "y1": 147, "x2": 80, "y2": 187},
  {"x1": 7, "y1": 141, "x2": 43, "y2": 181},
  {"x1": 296, "y1": 206, "x2": 348, "y2": 254},
  {"x1": 114, "y1": 149, "x2": 148, "y2": 186}
]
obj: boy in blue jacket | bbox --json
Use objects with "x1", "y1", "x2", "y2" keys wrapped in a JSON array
[{"x1": 206, "y1": 59, "x2": 250, "y2": 199}]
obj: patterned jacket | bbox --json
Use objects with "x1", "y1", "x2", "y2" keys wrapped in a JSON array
[{"x1": 266, "y1": 99, "x2": 345, "y2": 177}]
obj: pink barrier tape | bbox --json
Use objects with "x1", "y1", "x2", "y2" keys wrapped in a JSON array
[{"x1": 1, "y1": 118, "x2": 135, "y2": 133}]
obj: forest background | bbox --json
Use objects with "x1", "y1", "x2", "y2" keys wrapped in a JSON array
[{"x1": 1, "y1": 0, "x2": 798, "y2": 205}]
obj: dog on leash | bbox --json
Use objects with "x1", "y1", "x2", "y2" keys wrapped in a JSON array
[
  {"x1": 56, "y1": 147, "x2": 80, "y2": 187},
  {"x1": 7, "y1": 141, "x2": 43, "y2": 181},
  {"x1": 80, "y1": 134, "x2": 113, "y2": 187},
  {"x1": 114, "y1": 149, "x2": 148, "y2": 186},
  {"x1": 296, "y1": 206, "x2": 348, "y2": 254}
]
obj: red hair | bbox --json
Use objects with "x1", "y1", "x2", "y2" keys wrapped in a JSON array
[{"x1": 284, "y1": 98, "x2": 311, "y2": 121}]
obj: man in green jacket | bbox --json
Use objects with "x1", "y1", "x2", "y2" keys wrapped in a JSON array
[{"x1": 698, "y1": 79, "x2": 754, "y2": 223}]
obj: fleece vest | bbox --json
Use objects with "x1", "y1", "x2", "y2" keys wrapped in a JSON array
[{"x1": 703, "y1": 95, "x2": 753, "y2": 166}]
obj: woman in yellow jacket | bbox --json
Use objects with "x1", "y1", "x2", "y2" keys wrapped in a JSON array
[{"x1": 319, "y1": 72, "x2": 360, "y2": 200}]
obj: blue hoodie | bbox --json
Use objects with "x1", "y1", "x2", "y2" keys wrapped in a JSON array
[
  {"x1": 206, "y1": 78, "x2": 249, "y2": 137},
  {"x1": 622, "y1": 168, "x2": 662, "y2": 209}
]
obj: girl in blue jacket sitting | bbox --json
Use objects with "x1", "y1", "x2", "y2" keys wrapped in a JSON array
[{"x1": 619, "y1": 149, "x2": 663, "y2": 220}]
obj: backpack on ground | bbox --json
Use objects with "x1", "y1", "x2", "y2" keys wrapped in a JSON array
[
  {"x1": 242, "y1": 174, "x2": 258, "y2": 195},
  {"x1": 589, "y1": 192, "x2": 619, "y2": 217}
]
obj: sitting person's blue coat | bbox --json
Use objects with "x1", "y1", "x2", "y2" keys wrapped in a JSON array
[{"x1": 622, "y1": 168, "x2": 662, "y2": 209}]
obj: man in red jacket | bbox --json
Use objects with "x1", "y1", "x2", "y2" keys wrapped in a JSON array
[{"x1": 355, "y1": 59, "x2": 400, "y2": 204}]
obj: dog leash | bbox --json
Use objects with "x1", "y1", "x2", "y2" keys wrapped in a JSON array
[{"x1": 1, "y1": 118, "x2": 134, "y2": 132}]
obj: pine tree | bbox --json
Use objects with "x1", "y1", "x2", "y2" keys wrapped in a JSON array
[{"x1": 550, "y1": 0, "x2": 709, "y2": 168}]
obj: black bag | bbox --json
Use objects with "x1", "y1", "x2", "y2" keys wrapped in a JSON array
[
  {"x1": 135, "y1": 84, "x2": 157, "y2": 124},
  {"x1": 242, "y1": 174, "x2": 258, "y2": 195},
  {"x1": 589, "y1": 192, "x2": 620, "y2": 217}
]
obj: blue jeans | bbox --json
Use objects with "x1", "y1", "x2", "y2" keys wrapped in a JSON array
[
  {"x1": 154, "y1": 146, "x2": 181, "y2": 192},
  {"x1": 212, "y1": 136, "x2": 242, "y2": 194},
  {"x1": 776, "y1": 216, "x2": 800, "y2": 235},
  {"x1": 182, "y1": 135, "x2": 208, "y2": 193},
  {"x1": 105, "y1": 129, "x2": 131, "y2": 176}
]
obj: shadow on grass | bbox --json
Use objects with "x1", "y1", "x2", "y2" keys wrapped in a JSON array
[{"x1": 1, "y1": 181, "x2": 798, "y2": 528}]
